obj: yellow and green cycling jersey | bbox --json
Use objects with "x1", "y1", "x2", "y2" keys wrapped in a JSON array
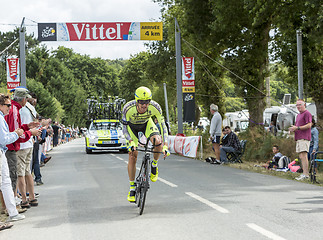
[{"x1": 122, "y1": 100, "x2": 168, "y2": 145}]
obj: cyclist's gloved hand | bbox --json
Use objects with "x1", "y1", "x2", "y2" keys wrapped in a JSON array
[
  {"x1": 127, "y1": 141, "x2": 136, "y2": 152},
  {"x1": 163, "y1": 145, "x2": 170, "y2": 157}
]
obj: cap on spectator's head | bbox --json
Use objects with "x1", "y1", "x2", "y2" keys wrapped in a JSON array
[{"x1": 12, "y1": 87, "x2": 31, "y2": 98}]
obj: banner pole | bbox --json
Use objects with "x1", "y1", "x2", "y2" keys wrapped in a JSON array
[
  {"x1": 163, "y1": 83, "x2": 170, "y2": 125},
  {"x1": 175, "y1": 18, "x2": 183, "y2": 134},
  {"x1": 19, "y1": 17, "x2": 26, "y2": 87},
  {"x1": 200, "y1": 136, "x2": 203, "y2": 160}
]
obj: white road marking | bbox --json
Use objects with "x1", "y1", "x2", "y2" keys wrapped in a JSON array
[
  {"x1": 185, "y1": 192, "x2": 229, "y2": 213},
  {"x1": 116, "y1": 156, "x2": 123, "y2": 161},
  {"x1": 111, "y1": 154, "x2": 116, "y2": 157},
  {"x1": 158, "y1": 177, "x2": 178, "y2": 187},
  {"x1": 246, "y1": 223, "x2": 286, "y2": 240}
]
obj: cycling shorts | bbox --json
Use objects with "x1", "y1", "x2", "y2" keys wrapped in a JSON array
[{"x1": 127, "y1": 118, "x2": 160, "y2": 147}]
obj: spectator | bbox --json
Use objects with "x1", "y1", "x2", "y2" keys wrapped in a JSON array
[
  {"x1": 262, "y1": 145, "x2": 283, "y2": 169},
  {"x1": 219, "y1": 126, "x2": 241, "y2": 164},
  {"x1": 0, "y1": 93, "x2": 26, "y2": 222},
  {"x1": 289, "y1": 99, "x2": 312, "y2": 181},
  {"x1": 220, "y1": 128, "x2": 228, "y2": 146},
  {"x1": 209, "y1": 104, "x2": 222, "y2": 164},
  {"x1": 52, "y1": 122, "x2": 60, "y2": 147},
  {"x1": 308, "y1": 117, "x2": 319, "y2": 171},
  {"x1": 15, "y1": 91, "x2": 42, "y2": 208},
  {"x1": 66, "y1": 125, "x2": 71, "y2": 142},
  {"x1": 5, "y1": 88, "x2": 41, "y2": 206},
  {"x1": 308, "y1": 117, "x2": 319, "y2": 159},
  {"x1": 268, "y1": 121, "x2": 277, "y2": 136}
]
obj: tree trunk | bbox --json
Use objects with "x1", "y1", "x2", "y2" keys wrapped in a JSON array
[
  {"x1": 315, "y1": 98, "x2": 323, "y2": 128},
  {"x1": 247, "y1": 21, "x2": 270, "y2": 128}
]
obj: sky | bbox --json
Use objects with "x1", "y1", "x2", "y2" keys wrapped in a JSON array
[{"x1": 0, "y1": 0, "x2": 162, "y2": 60}]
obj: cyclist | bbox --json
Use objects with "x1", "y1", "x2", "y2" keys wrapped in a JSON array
[{"x1": 122, "y1": 86, "x2": 169, "y2": 202}]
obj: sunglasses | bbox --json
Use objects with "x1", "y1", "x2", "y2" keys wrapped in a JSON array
[
  {"x1": 137, "y1": 100, "x2": 151, "y2": 105},
  {"x1": 3, "y1": 104, "x2": 11, "y2": 108}
]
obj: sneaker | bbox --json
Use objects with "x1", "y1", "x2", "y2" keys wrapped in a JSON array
[
  {"x1": 150, "y1": 166, "x2": 158, "y2": 182},
  {"x1": 26, "y1": 192, "x2": 40, "y2": 198},
  {"x1": 16, "y1": 205, "x2": 27, "y2": 214},
  {"x1": 20, "y1": 201, "x2": 31, "y2": 209},
  {"x1": 29, "y1": 199, "x2": 38, "y2": 207},
  {"x1": 35, "y1": 180, "x2": 44, "y2": 186},
  {"x1": 210, "y1": 159, "x2": 221, "y2": 164},
  {"x1": 295, "y1": 174, "x2": 309, "y2": 181},
  {"x1": 15, "y1": 197, "x2": 21, "y2": 206},
  {"x1": 7, "y1": 214, "x2": 25, "y2": 222},
  {"x1": 44, "y1": 156, "x2": 51, "y2": 164},
  {"x1": 127, "y1": 190, "x2": 136, "y2": 202}
]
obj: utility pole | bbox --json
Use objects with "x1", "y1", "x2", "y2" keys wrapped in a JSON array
[
  {"x1": 266, "y1": 55, "x2": 270, "y2": 107},
  {"x1": 175, "y1": 18, "x2": 183, "y2": 133},
  {"x1": 163, "y1": 83, "x2": 170, "y2": 125},
  {"x1": 19, "y1": 17, "x2": 26, "y2": 87},
  {"x1": 296, "y1": 30, "x2": 303, "y2": 99}
]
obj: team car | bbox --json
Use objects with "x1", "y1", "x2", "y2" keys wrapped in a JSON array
[{"x1": 85, "y1": 119, "x2": 127, "y2": 154}]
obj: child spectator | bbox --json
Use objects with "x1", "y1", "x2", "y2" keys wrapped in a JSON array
[{"x1": 262, "y1": 145, "x2": 283, "y2": 169}]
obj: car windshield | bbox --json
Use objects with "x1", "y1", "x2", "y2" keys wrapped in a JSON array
[{"x1": 90, "y1": 122, "x2": 122, "y2": 131}]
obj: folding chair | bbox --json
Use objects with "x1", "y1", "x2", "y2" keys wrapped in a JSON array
[{"x1": 227, "y1": 140, "x2": 247, "y2": 163}]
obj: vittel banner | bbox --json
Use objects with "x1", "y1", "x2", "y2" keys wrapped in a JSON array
[
  {"x1": 38, "y1": 22, "x2": 162, "y2": 41},
  {"x1": 182, "y1": 57, "x2": 195, "y2": 122},
  {"x1": 182, "y1": 57, "x2": 194, "y2": 80},
  {"x1": 6, "y1": 58, "x2": 20, "y2": 90}
]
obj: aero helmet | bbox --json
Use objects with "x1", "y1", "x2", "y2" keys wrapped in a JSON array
[{"x1": 135, "y1": 87, "x2": 152, "y2": 101}]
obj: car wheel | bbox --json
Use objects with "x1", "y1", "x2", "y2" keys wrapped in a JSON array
[
  {"x1": 86, "y1": 148, "x2": 92, "y2": 154},
  {"x1": 120, "y1": 149, "x2": 128, "y2": 154}
]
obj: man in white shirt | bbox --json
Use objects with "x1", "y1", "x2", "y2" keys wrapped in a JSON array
[
  {"x1": 209, "y1": 104, "x2": 222, "y2": 164},
  {"x1": 18, "y1": 93, "x2": 40, "y2": 208}
]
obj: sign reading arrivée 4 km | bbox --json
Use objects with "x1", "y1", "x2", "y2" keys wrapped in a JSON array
[{"x1": 38, "y1": 22, "x2": 162, "y2": 41}]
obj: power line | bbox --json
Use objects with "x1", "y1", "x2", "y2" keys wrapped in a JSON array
[
  {"x1": 25, "y1": 18, "x2": 38, "y2": 24},
  {"x1": 0, "y1": 38, "x2": 18, "y2": 56},
  {"x1": 0, "y1": 23, "x2": 36, "y2": 26},
  {"x1": 181, "y1": 37, "x2": 298, "y2": 114}
]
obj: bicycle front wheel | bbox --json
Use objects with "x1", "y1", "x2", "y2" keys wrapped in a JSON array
[
  {"x1": 139, "y1": 160, "x2": 149, "y2": 215},
  {"x1": 139, "y1": 183, "x2": 147, "y2": 215}
]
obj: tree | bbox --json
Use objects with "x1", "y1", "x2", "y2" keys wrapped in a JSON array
[
  {"x1": 118, "y1": 52, "x2": 151, "y2": 102},
  {"x1": 26, "y1": 78, "x2": 59, "y2": 120},
  {"x1": 272, "y1": 0, "x2": 323, "y2": 124},
  {"x1": 52, "y1": 46, "x2": 120, "y2": 100}
]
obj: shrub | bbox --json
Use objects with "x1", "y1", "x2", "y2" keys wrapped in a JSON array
[{"x1": 238, "y1": 126, "x2": 297, "y2": 163}]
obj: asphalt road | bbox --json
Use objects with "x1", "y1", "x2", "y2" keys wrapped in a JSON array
[{"x1": 2, "y1": 138, "x2": 323, "y2": 240}]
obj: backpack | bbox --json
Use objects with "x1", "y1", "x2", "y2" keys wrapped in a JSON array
[{"x1": 278, "y1": 156, "x2": 291, "y2": 168}]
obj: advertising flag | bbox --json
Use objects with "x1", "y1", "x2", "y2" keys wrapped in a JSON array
[
  {"x1": 182, "y1": 57, "x2": 195, "y2": 122},
  {"x1": 38, "y1": 22, "x2": 163, "y2": 41},
  {"x1": 6, "y1": 58, "x2": 20, "y2": 90}
]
